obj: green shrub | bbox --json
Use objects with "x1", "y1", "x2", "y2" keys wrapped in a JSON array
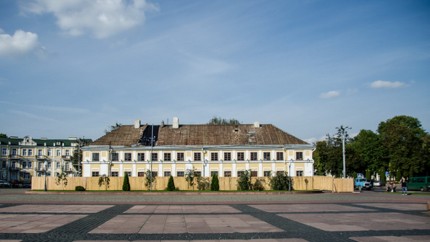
[
  {"x1": 270, "y1": 172, "x2": 291, "y2": 190},
  {"x1": 253, "y1": 178, "x2": 265, "y2": 191},
  {"x1": 166, "y1": 176, "x2": 176, "y2": 191},
  {"x1": 122, "y1": 173, "x2": 130, "y2": 191},
  {"x1": 197, "y1": 176, "x2": 210, "y2": 190},
  {"x1": 211, "y1": 174, "x2": 220, "y2": 191},
  {"x1": 75, "y1": 186, "x2": 86, "y2": 191},
  {"x1": 237, "y1": 170, "x2": 251, "y2": 191}
]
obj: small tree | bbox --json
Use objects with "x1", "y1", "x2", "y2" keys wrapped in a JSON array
[
  {"x1": 55, "y1": 172, "x2": 68, "y2": 190},
  {"x1": 237, "y1": 170, "x2": 252, "y2": 191},
  {"x1": 122, "y1": 172, "x2": 130, "y2": 191},
  {"x1": 98, "y1": 175, "x2": 110, "y2": 191},
  {"x1": 144, "y1": 170, "x2": 156, "y2": 191},
  {"x1": 166, "y1": 176, "x2": 176, "y2": 191},
  {"x1": 211, "y1": 174, "x2": 220, "y2": 191},
  {"x1": 185, "y1": 168, "x2": 195, "y2": 190},
  {"x1": 253, "y1": 178, "x2": 265, "y2": 191}
]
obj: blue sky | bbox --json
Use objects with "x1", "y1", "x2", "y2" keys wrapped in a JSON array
[{"x1": 0, "y1": 0, "x2": 429, "y2": 143}]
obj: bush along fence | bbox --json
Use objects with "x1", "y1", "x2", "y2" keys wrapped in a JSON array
[{"x1": 31, "y1": 175, "x2": 353, "y2": 193}]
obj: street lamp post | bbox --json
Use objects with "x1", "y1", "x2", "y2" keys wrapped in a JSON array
[
  {"x1": 44, "y1": 160, "x2": 48, "y2": 191},
  {"x1": 289, "y1": 159, "x2": 293, "y2": 191}
]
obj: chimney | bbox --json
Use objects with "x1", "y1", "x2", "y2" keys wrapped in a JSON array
[
  {"x1": 254, "y1": 121, "x2": 260, "y2": 128},
  {"x1": 134, "y1": 119, "x2": 141, "y2": 129},
  {"x1": 172, "y1": 117, "x2": 179, "y2": 129}
]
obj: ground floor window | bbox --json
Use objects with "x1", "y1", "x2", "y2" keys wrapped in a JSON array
[
  {"x1": 164, "y1": 171, "x2": 171, "y2": 177},
  {"x1": 111, "y1": 172, "x2": 119, "y2": 177},
  {"x1": 125, "y1": 171, "x2": 132, "y2": 177},
  {"x1": 264, "y1": 171, "x2": 271, "y2": 177},
  {"x1": 92, "y1": 171, "x2": 99, "y2": 177},
  {"x1": 251, "y1": 171, "x2": 258, "y2": 177},
  {"x1": 211, "y1": 171, "x2": 218, "y2": 177},
  {"x1": 296, "y1": 170, "x2": 303, "y2": 176},
  {"x1": 224, "y1": 171, "x2": 231, "y2": 177},
  {"x1": 138, "y1": 172, "x2": 145, "y2": 177},
  {"x1": 177, "y1": 171, "x2": 184, "y2": 177}
]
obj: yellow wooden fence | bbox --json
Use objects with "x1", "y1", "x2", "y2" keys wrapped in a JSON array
[{"x1": 31, "y1": 176, "x2": 353, "y2": 192}]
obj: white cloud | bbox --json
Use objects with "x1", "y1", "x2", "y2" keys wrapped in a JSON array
[
  {"x1": 0, "y1": 29, "x2": 39, "y2": 56},
  {"x1": 370, "y1": 80, "x2": 406, "y2": 89},
  {"x1": 320, "y1": 90, "x2": 340, "y2": 99},
  {"x1": 22, "y1": 0, "x2": 154, "y2": 39}
]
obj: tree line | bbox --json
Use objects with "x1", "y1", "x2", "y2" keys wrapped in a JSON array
[{"x1": 314, "y1": 115, "x2": 430, "y2": 181}]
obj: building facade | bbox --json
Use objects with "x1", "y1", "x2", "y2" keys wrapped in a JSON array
[
  {"x1": 81, "y1": 118, "x2": 314, "y2": 178},
  {"x1": 0, "y1": 136, "x2": 84, "y2": 185}
]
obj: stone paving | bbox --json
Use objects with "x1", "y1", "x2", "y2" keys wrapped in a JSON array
[{"x1": 0, "y1": 189, "x2": 429, "y2": 241}]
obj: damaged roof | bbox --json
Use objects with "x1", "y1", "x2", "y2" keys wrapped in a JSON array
[{"x1": 91, "y1": 123, "x2": 308, "y2": 147}]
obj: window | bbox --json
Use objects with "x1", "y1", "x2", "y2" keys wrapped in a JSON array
[
  {"x1": 38, "y1": 149, "x2": 42, "y2": 156},
  {"x1": 56, "y1": 150, "x2": 61, "y2": 156},
  {"x1": 23, "y1": 162, "x2": 27, "y2": 169},
  {"x1": 92, "y1": 153, "x2": 100, "y2": 161},
  {"x1": 151, "y1": 171, "x2": 158, "y2": 177},
  {"x1": 164, "y1": 153, "x2": 171, "y2": 161},
  {"x1": 224, "y1": 152, "x2": 231, "y2": 161},
  {"x1": 124, "y1": 153, "x2": 132, "y2": 161},
  {"x1": 296, "y1": 152, "x2": 303, "y2": 160},
  {"x1": 111, "y1": 171, "x2": 119, "y2": 177},
  {"x1": 111, "y1": 152, "x2": 119, "y2": 161},
  {"x1": 251, "y1": 171, "x2": 258, "y2": 177},
  {"x1": 138, "y1": 172, "x2": 145, "y2": 177},
  {"x1": 92, "y1": 171, "x2": 99, "y2": 177},
  {"x1": 277, "y1": 171, "x2": 285, "y2": 176},
  {"x1": 28, "y1": 149, "x2": 33, "y2": 156},
  {"x1": 224, "y1": 171, "x2": 231, "y2": 177},
  {"x1": 194, "y1": 171, "x2": 201, "y2": 177},
  {"x1": 276, "y1": 152, "x2": 284, "y2": 160},
  {"x1": 177, "y1": 152, "x2": 184, "y2": 161},
  {"x1": 48, "y1": 149, "x2": 51, "y2": 156},
  {"x1": 125, "y1": 171, "x2": 132, "y2": 177},
  {"x1": 151, "y1": 153, "x2": 158, "y2": 161},
  {"x1": 237, "y1": 152, "x2": 244, "y2": 161},
  {"x1": 56, "y1": 162, "x2": 60, "y2": 169},
  {"x1": 211, "y1": 171, "x2": 218, "y2": 177},
  {"x1": 138, "y1": 153, "x2": 145, "y2": 161},
  {"x1": 211, "y1": 152, "x2": 218, "y2": 161},
  {"x1": 22, "y1": 149, "x2": 27, "y2": 156},
  {"x1": 194, "y1": 152, "x2": 201, "y2": 161},
  {"x1": 237, "y1": 171, "x2": 245, "y2": 177},
  {"x1": 263, "y1": 152, "x2": 271, "y2": 160},
  {"x1": 264, "y1": 171, "x2": 271, "y2": 177},
  {"x1": 177, "y1": 171, "x2": 184, "y2": 177},
  {"x1": 1, "y1": 148, "x2": 6, "y2": 155},
  {"x1": 296, "y1": 170, "x2": 304, "y2": 176},
  {"x1": 250, "y1": 152, "x2": 257, "y2": 161},
  {"x1": 28, "y1": 162, "x2": 32, "y2": 168},
  {"x1": 12, "y1": 148, "x2": 17, "y2": 155},
  {"x1": 65, "y1": 150, "x2": 70, "y2": 156},
  {"x1": 164, "y1": 171, "x2": 171, "y2": 177}
]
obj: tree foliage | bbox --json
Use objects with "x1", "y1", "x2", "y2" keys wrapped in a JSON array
[
  {"x1": 0, "y1": 133, "x2": 7, "y2": 138},
  {"x1": 315, "y1": 115, "x2": 429, "y2": 180},
  {"x1": 237, "y1": 170, "x2": 252, "y2": 191},
  {"x1": 208, "y1": 116, "x2": 240, "y2": 125},
  {"x1": 270, "y1": 171, "x2": 291, "y2": 190}
]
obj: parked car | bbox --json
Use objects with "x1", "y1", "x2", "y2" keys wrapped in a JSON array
[
  {"x1": 355, "y1": 178, "x2": 373, "y2": 190},
  {"x1": 0, "y1": 180, "x2": 11, "y2": 188},
  {"x1": 407, "y1": 176, "x2": 430, "y2": 191}
]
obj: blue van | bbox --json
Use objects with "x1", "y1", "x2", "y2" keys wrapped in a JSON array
[{"x1": 407, "y1": 177, "x2": 430, "y2": 191}]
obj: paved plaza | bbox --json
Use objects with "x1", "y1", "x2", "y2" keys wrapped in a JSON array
[{"x1": 0, "y1": 189, "x2": 429, "y2": 241}]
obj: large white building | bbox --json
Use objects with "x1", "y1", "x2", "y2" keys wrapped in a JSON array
[
  {"x1": 81, "y1": 118, "x2": 314, "y2": 178},
  {"x1": 0, "y1": 136, "x2": 86, "y2": 185}
]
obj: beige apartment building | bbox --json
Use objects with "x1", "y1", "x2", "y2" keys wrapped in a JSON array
[
  {"x1": 0, "y1": 136, "x2": 84, "y2": 185},
  {"x1": 81, "y1": 118, "x2": 314, "y2": 179}
]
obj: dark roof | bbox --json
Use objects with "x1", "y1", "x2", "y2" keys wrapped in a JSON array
[
  {"x1": 0, "y1": 137, "x2": 89, "y2": 147},
  {"x1": 91, "y1": 125, "x2": 147, "y2": 146},
  {"x1": 91, "y1": 123, "x2": 308, "y2": 147}
]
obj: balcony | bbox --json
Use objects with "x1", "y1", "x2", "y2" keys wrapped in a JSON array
[
  {"x1": 9, "y1": 166, "x2": 21, "y2": 171},
  {"x1": 36, "y1": 155, "x2": 47, "y2": 160},
  {"x1": 9, "y1": 155, "x2": 21, "y2": 160},
  {"x1": 62, "y1": 155, "x2": 72, "y2": 161}
]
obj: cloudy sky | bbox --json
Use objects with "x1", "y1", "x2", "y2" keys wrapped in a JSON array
[{"x1": 0, "y1": 0, "x2": 429, "y2": 143}]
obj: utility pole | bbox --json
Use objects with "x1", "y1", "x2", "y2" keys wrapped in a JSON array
[{"x1": 338, "y1": 125, "x2": 351, "y2": 178}]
